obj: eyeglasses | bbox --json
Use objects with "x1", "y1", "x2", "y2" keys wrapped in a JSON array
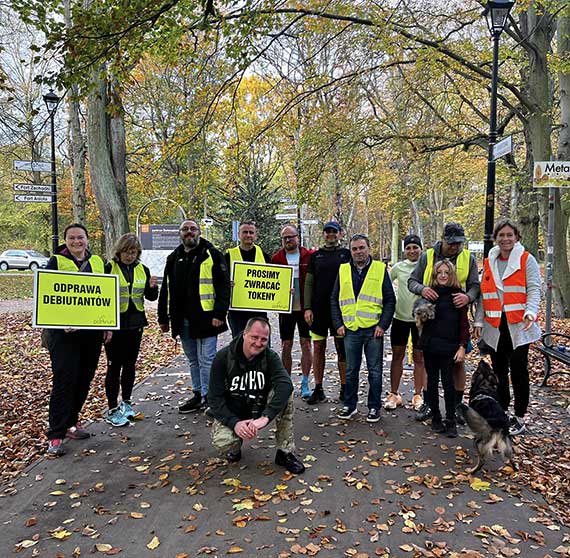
[
  {"x1": 180, "y1": 226, "x2": 199, "y2": 232},
  {"x1": 281, "y1": 235, "x2": 298, "y2": 241},
  {"x1": 324, "y1": 228, "x2": 339, "y2": 233}
]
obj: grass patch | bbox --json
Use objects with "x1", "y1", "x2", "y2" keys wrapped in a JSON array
[{"x1": 0, "y1": 273, "x2": 34, "y2": 299}]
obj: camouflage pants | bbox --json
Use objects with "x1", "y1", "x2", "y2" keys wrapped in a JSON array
[{"x1": 212, "y1": 394, "x2": 295, "y2": 454}]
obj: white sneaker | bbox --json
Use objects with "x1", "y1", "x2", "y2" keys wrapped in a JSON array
[{"x1": 385, "y1": 392, "x2": 403, "y2": 410}]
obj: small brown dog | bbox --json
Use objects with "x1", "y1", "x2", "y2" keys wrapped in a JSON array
[
  {"x1": 457, "y1": 360, "x2": 516, "y2": 473},
  {"x1": 412, "y1": 298, "x2": 435, "y2": 334}
]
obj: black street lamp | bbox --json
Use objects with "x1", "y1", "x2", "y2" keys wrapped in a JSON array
[
  {"x1": 43, "y1": 89, "x2": 60, "y2": 254},
  {"x1": 483, "y1": 0, "x2": 515, "y2": 258}
]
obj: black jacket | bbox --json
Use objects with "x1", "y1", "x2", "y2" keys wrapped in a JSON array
[
  {"x1": 418, "y1": 285, "x2": 469, "y2": 355},
  {"x1": 208, "y1": 335, "x2": 293, "y2": 430},
  {"x1": 157, "y1": 238, "x2": 230, "y2": 339}
]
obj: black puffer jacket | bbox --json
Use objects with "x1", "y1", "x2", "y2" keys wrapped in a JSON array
[{"x1": 158, "y1": 238, "x2": 230, "y2": 339}]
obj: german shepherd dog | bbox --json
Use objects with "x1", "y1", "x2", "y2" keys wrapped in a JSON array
[
  {"x1": 457, "y1": 360, "x2": 516, "y2": 474},
  {"x1": 412, "y1": 298, "x2": 435, "y2": 334}
]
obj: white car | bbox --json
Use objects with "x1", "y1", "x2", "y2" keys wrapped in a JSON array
[{"x1": 0, "y1": 249, "x2": 50, "y2": 271}]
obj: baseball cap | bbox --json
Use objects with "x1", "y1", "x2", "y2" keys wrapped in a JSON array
[
  {"x1": 443, "y1": 222, "x2": 466, "y2": 244},
  {"x1": 403, "y1": 234, "x2": 422, "y2": 249},
  {"x1": 323, "y1": 221, "x2": 341, "y2": 232}
]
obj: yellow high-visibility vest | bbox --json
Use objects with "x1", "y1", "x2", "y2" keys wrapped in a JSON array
[
  {"x1": 110, "y1": 261, "x2": 146, "y2": 312},
  {"x1": 199, "y1": 250, "x2": 215, "y2": 311},
  {"x1": 228, "y1": 245, "x2": 265, "y2": 269},
  {"x1": 54, "y1": 254, "x2": 104, "y2": 274},
  {"x1": 423, "y1": 248, "x2": 470, "y2": 289},
  {"x1": 339, "y1": 260, "x2": 386, "y2": 331}
]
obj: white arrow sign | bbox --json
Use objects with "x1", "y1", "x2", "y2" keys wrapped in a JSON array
[
  {"x1": 13, "y1": 183, "x2": 53, "y2": 193},
  {"x1": 493, "y1": 136, "x2": 512, "y2": 160},
  {"x1": 13, "y1": 160, "x2": 52, "y2": 172},
  {"x1": 275, "y1": 213, "x2": 297, "y2": 220},
  {"x1": 14, "y1": 194, "x2": 52, "y2": 203}
]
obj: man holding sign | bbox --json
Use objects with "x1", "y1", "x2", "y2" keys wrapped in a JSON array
[{"x1": 225, "y1": 221, "x2": 271, "y2": 338}]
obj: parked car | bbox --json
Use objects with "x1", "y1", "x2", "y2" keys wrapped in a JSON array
[{"x1": 0, "y1": 249, "x2": 50, "y2": 271}]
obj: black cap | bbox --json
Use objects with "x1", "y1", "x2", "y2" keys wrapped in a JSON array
[
  {"x1": 443, "y1": 222, "x2": 466, "y2": 244},
  {"x1": 323, "y1": 221, "x2": 341, "y2": 232},
  {"x1": 403, "y1": 234, "x2": 422, "y2": 249}
]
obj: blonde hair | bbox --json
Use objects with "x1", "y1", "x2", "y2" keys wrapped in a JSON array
[
  {"x1": 112, "y1": 233, "x2": 142, "y2": 262},
  {"x1": 430, "y1": 260, "x2": 461, "y2": 289}
]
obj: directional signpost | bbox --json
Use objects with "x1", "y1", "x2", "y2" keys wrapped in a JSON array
[
  {"x1": 13, "y1": 183, "x2": 53, "y2": 193},
  {"x1": 492, "y1": 135, "x2": 512, "y2": 160},
  {"x1": 13, "y1": 160, "x2": 51, "y2": 172},
  {"x1": 14, "y1": 194, "x2": 52, "y2": 203}
]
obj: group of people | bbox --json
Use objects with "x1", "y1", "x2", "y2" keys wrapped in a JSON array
[{"x1": 43, "y1": 217, "x2": 542, "y2": 474}]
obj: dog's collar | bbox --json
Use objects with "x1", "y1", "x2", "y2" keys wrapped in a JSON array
[{"x1": 471, "y1": 394, "x2": 497, "y2": 403}]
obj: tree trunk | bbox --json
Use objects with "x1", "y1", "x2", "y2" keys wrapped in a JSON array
[
  {"x1": 64, "y1": 0, "x2": 86, "y2": 224},
  {"x1": 554, "y1": 13, "x2": 570, "y2": 317},
  {"x1": 517, "y1": 5, "x2": 555, "y2": 257},
  {"x1": 86, "y1": 66, "x2": 130, "y2": 256}
]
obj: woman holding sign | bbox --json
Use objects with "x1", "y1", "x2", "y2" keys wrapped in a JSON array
[
  {"x1": 104, "y1": 234, "x2": 158, "y2": 427},
  {"x1": 44, "y1": 223, "x2": 111, "y2": 457}
]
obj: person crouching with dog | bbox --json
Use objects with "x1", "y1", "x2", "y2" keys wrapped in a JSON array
[
  {"x1": 208, "y1": 317, "x2": 305, "y2": 474},
  {"x1": 473, "y1": 218, "x2": 541, "y2": 436},
  {"x1": 418, "y1": 260, "x2": 470, "y2": 438}
]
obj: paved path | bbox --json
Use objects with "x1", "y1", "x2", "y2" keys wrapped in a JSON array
[{"x1": 1, "y1": 331, "x2": 568, "y2": 557}]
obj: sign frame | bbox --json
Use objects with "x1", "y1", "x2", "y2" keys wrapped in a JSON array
[
  {"x1": 230, "y1": 261, "x2": 293, "y2": 314},
  {"x1": 33, "y1": 269, "x2": 120, "y2": 330},
  {"x1": 533, "y1": 161, "x2": 570, "y2": 189}
]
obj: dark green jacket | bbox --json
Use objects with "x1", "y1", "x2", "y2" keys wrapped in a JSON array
[{"x1": 208, "y1": 335, "x2": 293, "y2": 430}]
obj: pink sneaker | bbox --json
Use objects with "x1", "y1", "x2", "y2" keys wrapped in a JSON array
[
  {"x1": 47, "y1": 439, "x2": 65, "y2": 457},
  {"x1": 66, "y1": 423, "x2": 90, "y2": 440}
]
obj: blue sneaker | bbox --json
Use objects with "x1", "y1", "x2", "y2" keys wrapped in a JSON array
[
  {"x1": 300, "y1": 376, "x2": 311, "y2": 399},
  {"x1": 120, "y1": 401, "x2": 135, "y2": 420},
  {"x1": 106, "y1": 407, "x2": 129, "y2": 427}
]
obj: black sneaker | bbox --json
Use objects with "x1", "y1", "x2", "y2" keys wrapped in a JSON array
[
  {"x1": 226, "y1": 447, "x2": 242, "y2": 463},
  {"x1": 431, "y1": 417, "x2": 445, "y2": 433},
  {"x1": 179, "y1": 393, "x2": 202, "y2": 414},
  {"x1": 306, "y1": 387, "x2": 326, "y2": 405},
  {"x1": 339, "y1": 385, "x2": 345, "y2": 402},
  {"x1": 443, "y1": 420, "x2": 458, "y2": 438},
  {"x1": 415, "y1": 403, "x2": 433, "y2": 422},
  {"x1": 509, "y1": 416, "x2": 526, "y2": 435},
  {"x1": 366, "y1": 408, "x2": 381, "y2": 423},
  {"x1": 338, "y1": 406, "x2": 357, "y2": 419},
  {"x1": 275, "y1": 449, "x2": 305, "y2": 474}
]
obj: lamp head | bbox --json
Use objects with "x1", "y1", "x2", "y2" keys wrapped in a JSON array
[
  {"x1": 483, "y1": 0, "x2": 515, "y2": 37},
  {"x1": 43, "y1": 89, "x2": 60, "y2": 114}
]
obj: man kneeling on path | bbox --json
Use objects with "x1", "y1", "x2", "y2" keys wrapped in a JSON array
[{"x1": 208, "y1": 317, "x2": 305, "y2": 474}]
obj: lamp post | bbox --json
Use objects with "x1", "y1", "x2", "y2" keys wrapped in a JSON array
[
  {"x1": 483, "y1": 0, "x2": 515, "y2": 258},
  {"x1": 43, "y1": 89, "x2": 60, "y2": 254}
]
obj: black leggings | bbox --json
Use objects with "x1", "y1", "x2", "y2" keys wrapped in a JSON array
[
  {"x1": 489, "y1": 314, "x2": 530, "y2": 417},
  {"x1": 423, "y1": 351, "x2": 456, "y2": 422},
  {"x1": 104, "y1": 328, "x2": 143, "y2": 409},
  {"x1": 47, "y1": 330, "x2": 102, "y2": 439}
]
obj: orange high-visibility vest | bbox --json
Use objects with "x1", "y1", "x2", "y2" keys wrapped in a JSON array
[{"x1": 480, "y1": 251, "x2": 530, "y2": 328}]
